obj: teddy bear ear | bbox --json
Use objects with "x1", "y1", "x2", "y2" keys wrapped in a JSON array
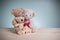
[
  {"x1": 20, "y1": 8, "x2": 23, "y2": 10},
  {"x1": 11, "y1": 9, "x2": 15, "y2": 14},
  {"x1": 12, "y1": 9, "x2": 15, "y2": 11},
  {"x1": 33, "y1": 12, "x2": 35, "y2": 17},
  {"x1": 20, "y1": 8, "x2": 24, "y2": 12}
]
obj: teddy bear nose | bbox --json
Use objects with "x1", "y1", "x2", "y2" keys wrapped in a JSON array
[{"x1": 21, "y1": 19, "x2": 23, "y2": 21}]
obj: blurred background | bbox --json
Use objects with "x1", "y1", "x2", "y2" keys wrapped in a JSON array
[{"x1": 0, "y1": 0, "x2": 60, "y2": 28}]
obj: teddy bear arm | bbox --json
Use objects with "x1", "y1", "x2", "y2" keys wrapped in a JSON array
[{"x1": 12, "y1": 19, "x2": 18, "y2": 26}]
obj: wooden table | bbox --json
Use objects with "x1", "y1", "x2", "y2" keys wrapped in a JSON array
[{"x1": 0, "y1": 28, "x2": 60, "y2": 40}]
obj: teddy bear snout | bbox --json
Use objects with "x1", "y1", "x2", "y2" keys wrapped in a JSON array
[{"x1": 21, "y1": 19, "x2": 23, "y2": 21}]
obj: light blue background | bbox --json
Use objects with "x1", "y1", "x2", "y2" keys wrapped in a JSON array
[{"x1": 0, "y1": 0, "x2": 60, "y2": 28}]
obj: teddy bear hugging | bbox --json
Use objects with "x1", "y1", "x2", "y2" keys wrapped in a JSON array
[{"x1": 11, "y1": 8, "x2": 35, "y2": 35}]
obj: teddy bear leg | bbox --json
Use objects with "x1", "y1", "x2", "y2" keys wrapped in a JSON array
[
  {"x1": 22, "y1": 30, "x2": 26, "y2": 34},
  {"x1": 17, "y1": 31, "x2": 23, "y2": 35}
]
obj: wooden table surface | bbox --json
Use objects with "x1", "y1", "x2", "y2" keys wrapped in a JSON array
[{"x1": 0, "y1": 28, "x2": 60, "y2": 40}]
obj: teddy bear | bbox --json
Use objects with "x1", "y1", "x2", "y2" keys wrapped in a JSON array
[
  {"x1": 13, "y1": 17, "x2": 32, "y2": 35},
  {"x1": 13, "y1": 17, "x2": 24, "y2": 35},
  {"x1": 11, "y1": 8, "x2": 24, "y2": 27},
  {"x1": 23, "y1": 9, "x2": 35, "y2": 33},
  {"x1": 11, "y1": 8, "x2": 25, "y2": 34},
  {"x1": 11, "y1": 8, "x2": 35, "y2": 35}
]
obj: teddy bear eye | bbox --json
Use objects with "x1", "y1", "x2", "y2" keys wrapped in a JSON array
[
  {"x1": 30, "y1": 15, "x2": 31, "y2": 16},
  {"x1": 26, "y1": 15, "x2": 27, "y2": 16}
]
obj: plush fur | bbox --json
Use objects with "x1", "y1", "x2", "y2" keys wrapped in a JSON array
[
  {"x1": 23, "y1": 26, "x2": 32, "y2": 34},
  {"x1": 24, "y1": 9, "x2": 35, "y2": 33},
  {"x1": 11, "y1": 8, "x2": 24, "y2": 27},
  {"x1": 11, "y1": 8, "x2": 24, "y2": 17},
  {"x1": 24, "y1": 9, "x2": 35, "y2": 20},
  {"x1": 13, "y1": 17, "x2": 24, "y2": 35},
  {"x1": 11, "y1": 8, "x2": 35, "y2": 35}
]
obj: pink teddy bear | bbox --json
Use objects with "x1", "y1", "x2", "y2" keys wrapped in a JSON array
[{"x1": 23, "y1": 9, "x2": 35, "y2": 33}]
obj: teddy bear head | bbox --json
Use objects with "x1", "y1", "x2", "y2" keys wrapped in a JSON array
[
  {"x1": 24, "y1": 9, "x2": 35, "y2": 20},
  {"x1": 11, "y1": 8, "x2": 24, "y2": 17},
  {"x1": 15, "y1": 17, "x2": 24, "y2": 23}
]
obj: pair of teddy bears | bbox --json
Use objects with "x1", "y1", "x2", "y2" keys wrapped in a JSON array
[{"x1": 11, "y1": 8, "x2": 35, "y2": 35}]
